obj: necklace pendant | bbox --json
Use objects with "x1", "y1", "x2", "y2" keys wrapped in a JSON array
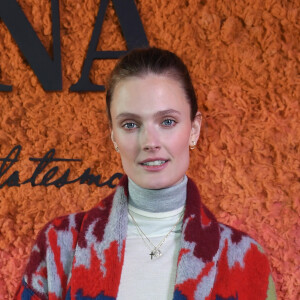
[{"x1": 150, "y1": 248, "x2": 162, "y2": 259}]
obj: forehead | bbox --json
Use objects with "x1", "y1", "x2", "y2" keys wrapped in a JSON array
[{"x1": 110, "y1": 74, "x2": 190, "y2": 118}]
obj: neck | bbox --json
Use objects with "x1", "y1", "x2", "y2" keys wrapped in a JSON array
[{"x1": 128, "y1": 176, "x2": 187, "y2": 213}]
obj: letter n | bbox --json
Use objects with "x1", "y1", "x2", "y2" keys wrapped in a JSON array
[
  {"x1": 70, "y1": 0, "x2": 149, "y2": 92},
  {"x1": 0, "y1": 0, "x2": 62, "y2": 91}
]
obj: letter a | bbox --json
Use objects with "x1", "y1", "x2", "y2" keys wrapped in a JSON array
[
  {"x1": 70, "y1": 0, "x2": 149, "y2": 92},
  {"x1": 0, "y1": 0, "x2": 62, "y2": 91}
]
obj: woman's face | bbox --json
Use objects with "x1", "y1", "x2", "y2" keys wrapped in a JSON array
[{"x1": 110, "y1": 74, "x2": 201, "y2": 189}]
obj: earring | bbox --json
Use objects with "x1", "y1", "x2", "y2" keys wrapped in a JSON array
[
  {"x1": 190, "y1": 141, "x2": 196, "y2": 150},
  {"x1": 111, "y1": 132, "x2": 119, "y2": 152},
  {"x1": 112, "y1": 141, "x2": 119, "y2": 152}
]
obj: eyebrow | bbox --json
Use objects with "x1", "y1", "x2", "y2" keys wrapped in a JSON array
[{"x1": 115, "y1": 109, "x2": 181, "y2": 120}]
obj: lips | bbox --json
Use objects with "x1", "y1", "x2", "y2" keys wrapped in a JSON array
[
  {"x1": 139, "y1": 158, "x2": 169, "y2": 171},
  {"x1": 141, "y1": 160, "x2": 166, "y2": 166},
  {"x1": 140, "y1": 158, "x2": 169, "y2": 165}
]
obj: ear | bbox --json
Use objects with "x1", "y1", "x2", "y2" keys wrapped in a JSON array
[
  {"x1": 111, "y1": 130, "x2": 116, "y2": 143},
  {"x1": 111, "y1": 131, "x2": 119, "y2": 152},
  {"x1": 189, "y1": 112, "x2": 202, "y2": 146}
]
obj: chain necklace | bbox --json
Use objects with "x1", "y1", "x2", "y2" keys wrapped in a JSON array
[{"x1": 128, "y1": 209, "x2": 183, "y2": 260}]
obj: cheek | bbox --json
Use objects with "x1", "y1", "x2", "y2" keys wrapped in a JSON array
[
  {"x1": 171, "y1": 129, "x2": 192, "y2": 164},
  {"x1": 116, "y1": 134, "x2": 138, "y2": 163},
  {"x1": 171, "y1": 128, "x2": 191, "y2": 150}
]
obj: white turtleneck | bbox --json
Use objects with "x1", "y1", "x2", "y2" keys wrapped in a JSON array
[{"x1": 117, "y1": 177, "x2": 187, "y2": 300}]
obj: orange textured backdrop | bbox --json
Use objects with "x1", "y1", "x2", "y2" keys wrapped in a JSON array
[{"x1": 0, "y1": 0, "x2": 299, "y2": 299}]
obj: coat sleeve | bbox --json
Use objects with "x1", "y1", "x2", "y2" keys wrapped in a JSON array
[
  {"x1": 211, "y1": 225, "x2": 277, "y2": 299},
  {"x1": 266, "y1": 275, "x2": 277, "y2": 299},
  {"x1": 15, "y1": 279, "x2": 44, "y2": 300},
  {"x1": 14, "y1": 220, "x2": 50, "y2": 300},
  {"x1": 14, "y1": 212, "x2": 84, "y2": 300}
]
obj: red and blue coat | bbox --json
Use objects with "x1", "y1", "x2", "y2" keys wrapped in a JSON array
[{"x1": 15, "y1": 176, "x2": 276, "y2": 299}]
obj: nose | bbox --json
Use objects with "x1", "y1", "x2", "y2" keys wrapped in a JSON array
[{"x1": 140, "y1": 126, "x2": 161, "y2": 151}]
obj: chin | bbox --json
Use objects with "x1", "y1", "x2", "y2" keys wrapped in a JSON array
[{"x1": 135, "y1": 176, "x2": 182, "y2": 190}]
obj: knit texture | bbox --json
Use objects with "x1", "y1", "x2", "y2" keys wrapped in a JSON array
[
  {"x1": 15, "y1": 177, "x2": 275, "y2": 299},
  {"x1": 128, "y1": 175, "x2": 187, "y2": 212}
]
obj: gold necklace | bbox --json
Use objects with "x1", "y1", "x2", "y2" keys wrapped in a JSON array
[{"x1": 128, "y1": 210, "x2": 183, "y2": 259}]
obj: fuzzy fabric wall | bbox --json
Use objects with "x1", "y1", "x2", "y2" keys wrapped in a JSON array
[{"x1": 0, "y1": 0, "x2": 299, "y2": 299}]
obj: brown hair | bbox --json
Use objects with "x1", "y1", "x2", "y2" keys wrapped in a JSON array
[{"x1": 106, "y1": 47, "x2": 198, "y2": 123}]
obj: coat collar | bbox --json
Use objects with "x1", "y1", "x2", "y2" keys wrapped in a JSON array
[{"x1": 174, "y1": 177, "x2": 221, "y2": 298}]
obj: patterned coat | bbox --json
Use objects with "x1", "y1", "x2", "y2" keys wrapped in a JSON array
[{"x1": 15, "y1": 176, "x2": 276, "y2": 299}]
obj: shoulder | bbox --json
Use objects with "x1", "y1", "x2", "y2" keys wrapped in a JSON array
[
  {"x1": 17, "y1": 177, "x2": 128, "y2": 299},
  {"x1": 217, "y1": 222, "x2": 268, "y2": 268},
  {"x1": 26, "y1": 178, "x2": 126, "y2": 267},
  {"x1": 20, "y1": 190, "x2": 117, "y2": 297},
  {"x1": 26, "y1": 189, "x2": 117, "y2": 263}
]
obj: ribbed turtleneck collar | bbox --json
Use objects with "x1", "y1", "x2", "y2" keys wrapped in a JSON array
[{"x1": 128, "y1": 176, "x2": 187, "y2": 213}]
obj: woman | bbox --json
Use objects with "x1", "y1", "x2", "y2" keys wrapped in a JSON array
[{"x1": 16, "y1": 47, "x2": 276, "y2": 299}]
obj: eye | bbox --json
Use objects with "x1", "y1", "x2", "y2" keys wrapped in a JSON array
[
  {"x1": 122, "y1": 122, "x2": 138, "y2": 130},
  {"x1": 162, "y1": 119, "x2": 176, "y2": 127}
]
